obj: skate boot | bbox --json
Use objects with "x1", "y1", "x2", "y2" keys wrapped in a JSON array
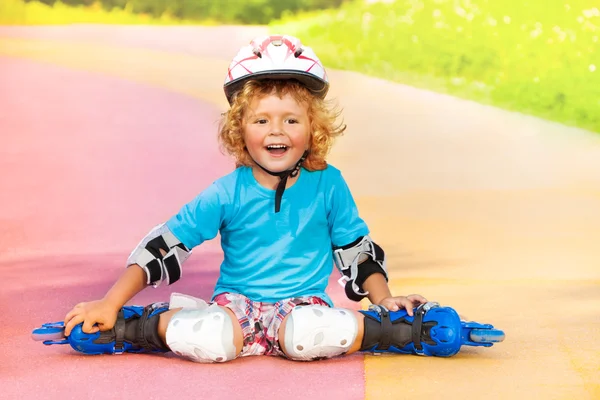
[
  {"x1": 359, "y1": 302, "x2": 505, "y2": 357},
  {"x1": 32, "y1": 303, "x2": 170, "y2": 355}
]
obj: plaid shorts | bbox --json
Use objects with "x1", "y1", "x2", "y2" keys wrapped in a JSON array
[{"x1": 212, "y1": 292, "x2": 329, "y2": 358}]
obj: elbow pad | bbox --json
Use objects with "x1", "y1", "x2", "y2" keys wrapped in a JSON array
[
  {"x1": 333, "y1": 235, "x2": 388, "y2": 302},
  {"x1": 126, "y1": 224, "x2": 191, "y2": 286}
]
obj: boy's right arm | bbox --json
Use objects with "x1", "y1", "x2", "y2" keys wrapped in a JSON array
[
  {"x1": 63, "y1": 265, "x2": 147, "y2": 336},
  {"x1": 63, "y1": 184, "x2": 224, "y2": 336}
]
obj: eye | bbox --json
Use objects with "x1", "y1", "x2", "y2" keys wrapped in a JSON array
[
  {"x1": 287, "y1": 119, "x2": 298, "y2": 124},
  {"x1": 255, "y1": 119, "x2": 267, "y2": 124}
]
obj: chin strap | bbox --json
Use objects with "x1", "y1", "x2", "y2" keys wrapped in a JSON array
[{"x1": 254, "y1": 150, "x2": 308, "y2": 213}]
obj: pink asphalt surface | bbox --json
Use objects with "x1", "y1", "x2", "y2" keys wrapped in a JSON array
[{"x1": 0, "y1": 57, "x2": 364, "y2": 399}]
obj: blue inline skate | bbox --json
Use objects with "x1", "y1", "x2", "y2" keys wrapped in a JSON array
[
  {"x1": 359, "y1": 302, "x2": 505, "y2": 357},
  {"x1": 31, "y1": 303, "x2": 170, "y2": 355}
]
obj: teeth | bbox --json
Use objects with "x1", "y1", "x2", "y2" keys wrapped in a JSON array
[{"x1": 267, "y1": 145, "x2": 287, "y2": 149}]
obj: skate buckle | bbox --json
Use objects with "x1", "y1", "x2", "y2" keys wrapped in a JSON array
[
  {"x1": 368, "y1": 304, "x2": 389, "y2": 313},
  {"x1": 420, "y1": 301, "x2": 440, "y2": 313}
]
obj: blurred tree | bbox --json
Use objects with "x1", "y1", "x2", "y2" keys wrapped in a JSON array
[
  {"x1": 24, "y1": 0, "x2": 57, "y2": 5},
  {"x1": 129, "y1": 0, "x2": 169, "y2": 17},
  {"x1": 60, "y1": 0, "x2": 95, "y2": 5},
  {"x1": 100, "y1": 0, "x2": 128, "y2": 10},
  {"x1": 24, "y1": 0, "x2": 349, "y2": 23}
]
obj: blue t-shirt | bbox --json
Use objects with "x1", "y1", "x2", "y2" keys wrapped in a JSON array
[{"x1": 166, "y1": 165, "x2": 369, "y2": 306}]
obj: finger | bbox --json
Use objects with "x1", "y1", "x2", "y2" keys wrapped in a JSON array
[
  {"x1": 98, "y1": 320, "x2": 115, "y2": 331},
  {"x1": 398, "y1": 299, "x2": 415, "y2": 316},
  {"x1": 64, "y1": 310, "x2": 81, "y2": 331},
  {"x1": 379, "y1": 297, "x2": 399, "y2": 311},
  {"x1": 81, "y1": 319, "x2": 97, "y2": 334},
  {"x1": 379, "y1": 299, "x2": 399, "y2": 312},
  {"x1": 64, "y1": 303, "x2": 86, "y2": 325},
  {"x1": 64, "y1": 308, "x2": 82, "y2": 325},
  {"x1": 64, "y1": 314, "x2": 84, "y2": 337},
  {"x1": 386, "y1": 298, "x2": 411, "y2": 315},
  {"x1": 408, "y1": 294, "x2": 428, "y2": 304}
]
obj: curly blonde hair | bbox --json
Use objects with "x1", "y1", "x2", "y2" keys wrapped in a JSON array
[{"x1": 218, "y1": 79, "x2": 346, "y2": 171}]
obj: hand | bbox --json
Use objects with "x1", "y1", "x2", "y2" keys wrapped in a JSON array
[
  {"x1": 63, "y1": 299, "x2": 120, "y2": 336},
  {"x1": 378, "y1": 294, "x2": 428, "y2": 316}
]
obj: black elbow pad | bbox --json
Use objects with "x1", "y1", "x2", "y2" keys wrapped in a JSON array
[{"x1": 333, "y1": 236, "x2": 388, "y2": 302}]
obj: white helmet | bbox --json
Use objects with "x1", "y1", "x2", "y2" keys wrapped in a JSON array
[{"x1": 223, "y1": 35, "x2": 329, "y2": 104}]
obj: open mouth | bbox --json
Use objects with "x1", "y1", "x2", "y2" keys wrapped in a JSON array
[{"x1": 265, "y1": 144, "x2": 289, "y2": 156}]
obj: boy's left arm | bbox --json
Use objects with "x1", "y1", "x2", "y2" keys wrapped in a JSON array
[{"x1": 362, "y1": 272, "x2": 427, "y2": 317}]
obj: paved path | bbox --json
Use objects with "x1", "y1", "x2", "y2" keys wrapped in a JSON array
[{"x1": 1, "y1": 26, "x2": 598, "y2": 400}]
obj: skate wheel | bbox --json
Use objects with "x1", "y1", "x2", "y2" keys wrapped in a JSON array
[
  {"x1": 32, "y1": 323, "x2": 66, "y2": 342},
  {"x1": 469, "y1": 328, "x2": 505, "y2": 343}
]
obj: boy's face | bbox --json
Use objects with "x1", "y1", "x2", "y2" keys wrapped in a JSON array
[{"x1": 243, "y1": 91, "x2": 310, "y2": 173}]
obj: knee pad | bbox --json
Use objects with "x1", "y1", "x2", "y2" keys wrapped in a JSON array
[
  {"x1": 165, "y1": 304, "x2": 237, "y2": 363},
  {"x1": 283, "y1": 305, "x2": 358, "y2": 361}
]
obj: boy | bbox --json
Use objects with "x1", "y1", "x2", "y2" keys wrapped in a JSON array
[{"x1": 36, "y1": 35, "x2": 503, "y2": 361}]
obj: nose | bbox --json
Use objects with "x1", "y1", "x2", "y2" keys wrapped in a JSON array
[{"x1": 269, "y1": 120, "x2": 284, "y2": 135}]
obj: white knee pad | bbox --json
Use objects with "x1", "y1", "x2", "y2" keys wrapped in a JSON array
[
  {"x1": 283, "y1": 305, "x2": 358, "y2": 361},
  {"x1": 165, "y1": 304, "x2": 237, "y2": 363}
]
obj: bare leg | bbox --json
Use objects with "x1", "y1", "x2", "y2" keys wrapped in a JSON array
[
  {"x1": 158, "y1": 306, "x2": 245, "y2": 356},
  {"x1": 347, "y1": 311, "x2": 365, "y2": 354}
]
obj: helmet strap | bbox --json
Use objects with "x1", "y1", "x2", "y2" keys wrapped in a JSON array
[{"x1": 253, "y1": 150, "x2": 308, "y2": 213}]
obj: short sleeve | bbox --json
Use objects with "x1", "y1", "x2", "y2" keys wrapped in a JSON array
[
  {"x1": 326, "y1": 168, "x2": 370, "y2": 247},
  {"x1": 165, "y1": 183, "x2": 224, "y2": 249}
]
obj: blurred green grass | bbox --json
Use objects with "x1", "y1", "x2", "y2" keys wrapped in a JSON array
[
  {"x1": 271, "y1": 0, "x2": 600, "y2": 133},
  {"x1": 2, "y1": 0, "x2": 598, "y2": 133}
]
